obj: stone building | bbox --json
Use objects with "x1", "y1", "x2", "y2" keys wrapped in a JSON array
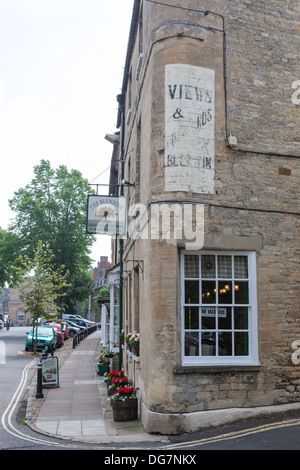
[
  {"x1": 106, "y1": 0, "x2": 300, "y2": 434},
  {"x1": 3, "y1": 286, "x2": 29, "y2": 326},
  {"x1": 93, "y1": 256, "x2": 111, "y2": 289}
]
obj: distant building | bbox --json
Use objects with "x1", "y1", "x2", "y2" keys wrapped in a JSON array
[
  {"x1": 93, "y1": 256, "x2": 111, "y2": 289},
  {"x1": 0, "y1": 285, "x2": 30, "y2": 326}
]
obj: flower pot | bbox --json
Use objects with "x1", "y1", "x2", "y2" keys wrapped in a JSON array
[
  {"x1": 131, "y1": 343, "x2": 140, "y2": 356},
  {"x1": 97, "y1": 364, "x2": 109, "y2": 376},
  {"x1": 111, "y1": 399, "x2": 138, "y2": 422}
]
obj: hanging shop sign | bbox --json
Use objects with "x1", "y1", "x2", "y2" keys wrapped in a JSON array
[
  {"x1": 86, "y1": 195, "x2": 127, "y2": 235},
  {"x1": 40, "y1": 356, "x2": 60, "y2": 388}
]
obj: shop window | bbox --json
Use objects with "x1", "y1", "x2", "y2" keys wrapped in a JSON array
[{"x1": 181, "y1": 251, "x2": 259, "y2": 366}]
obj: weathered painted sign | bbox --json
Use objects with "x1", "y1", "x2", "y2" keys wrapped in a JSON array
[{"x1": 165, "y1": 64, "x2": 215, "y2": 194}]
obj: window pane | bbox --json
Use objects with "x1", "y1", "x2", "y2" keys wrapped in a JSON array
[
  {"x1": 201, "y1": 307, "x2": 216, "y2": 329},
  {"x1": 234, "y1": 281, "x2": 249, "y2": 304},
  {"x1": 18, "y1": 309, "x2": 25, "y2": 322},
  {"x1": 218, "y1": 281, "x2": 232, "y2": 304},
  {"x1": 234, "y1": 332, "x2": 249, "y2": 355},
  {"x1": 234, "y1": 307, "x2": 248, "y2": 329},
  {"x1": 234, "y1": 256, "x2": 248, "y2": 279},
  {"x1": 185, "y1": 280, "x2": 199, "y2": 304},
  {"x1": 218, "y1": 307, "x2": 232, "y2": 329},
  {"x1": 185, "y1": 332, "x2": 199, "y2": 356},
  {"x1": 201, "y1": 332, "x2": 216, "y2": 356},
  {"x1": 218, "y1": 255, "x2": 232, "y2": 278},
  {"x1": 185, "y1": 255, "x2": 199, "y2": 278},
  {"x1": 219, "y1": 332, "x2": 232, "y2": 356},
  {"x1": 201, "y1": 255, "x2": 215, "y2": 278},
  {"x1": 202, "y1": 281, "x2": 216, "y2": 304},
  {"x1": 182, "y1": 251, "x2": 254, "y2": 363},
  {"x1": 185, "y1": 307, "x2": 199, "y2": 329}
]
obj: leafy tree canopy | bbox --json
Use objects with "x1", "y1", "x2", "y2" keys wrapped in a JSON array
[
  {"x1": 8, "y1": 160, "x2": 96, "y2": 309},
  {"x1": 16, "y1": 240, "x2": 71, "y2": 353},
  {"x1": 0, "y1": 228, "x2": 23, "y2": 288}
]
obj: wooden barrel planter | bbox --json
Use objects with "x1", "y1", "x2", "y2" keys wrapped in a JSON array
[{"x1": 111, "y1": 399, "x2": 138, "y2": 422}]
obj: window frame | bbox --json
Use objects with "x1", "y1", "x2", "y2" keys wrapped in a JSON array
[{"x1": 181, "y1": 250, "x2": 259, "y2": 366}]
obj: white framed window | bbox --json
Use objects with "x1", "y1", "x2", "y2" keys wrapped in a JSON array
[
  {"x1": 18, "y1": 309, "x2": 25, "y2": 322},
  {"x1": 181, "y1": 251, "x2": 259, "y2": 366}
]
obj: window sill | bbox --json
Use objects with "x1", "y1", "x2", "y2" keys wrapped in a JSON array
[
  {"x1": 127, "y1": 349, "x2": 140, "y2": 362},
  {"x1": 174, "y1": 364, "x2": 261, "y2": 374}
]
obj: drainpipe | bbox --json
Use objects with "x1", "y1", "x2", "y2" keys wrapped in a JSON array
[
  {"x1": 114, "y1": 0, "x2": 140, "y2": 371},
  {"x1": 117, "y1": 93, "x2": 125, "y2": 371}
]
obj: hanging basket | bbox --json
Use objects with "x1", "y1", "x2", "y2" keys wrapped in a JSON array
[
  {"x1": 111, "y1": 399, "x2": 138, "y2": 421},
  {"x1": 131, "y1": 343, "x2": 140, "y2": 357},
  {"x1": 97, "y1": 364, "x2": 110, "y2": 376}
]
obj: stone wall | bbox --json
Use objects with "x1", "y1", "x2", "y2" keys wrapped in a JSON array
[{"x1": 118, "y1": 0, "x2": 300, "y2": 430}]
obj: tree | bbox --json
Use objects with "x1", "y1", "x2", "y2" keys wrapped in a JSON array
[
  {"x1": 16, "y1": 241, "x2": 70, "y2": 354},
  {"x1": 0, "y1": 228, "x2": 23, "y2": 288},
  {"x1": 8, "y1": 160, "x2": 96, "y2": 311},
  {"x1": 64, "y1": 269, "x2": 95, "y2": 314}
]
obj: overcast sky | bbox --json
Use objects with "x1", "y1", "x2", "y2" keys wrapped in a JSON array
[{"x1": 0, "y1": 0, "x2": 134, "y2": 264}]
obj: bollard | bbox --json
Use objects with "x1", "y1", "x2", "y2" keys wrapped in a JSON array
[
  {"x1": 72, "y1": 335, "x2": 76, "y2": 349},
  {"x1": 36, "y1": 362, "x2": 44, "y2": 398}
]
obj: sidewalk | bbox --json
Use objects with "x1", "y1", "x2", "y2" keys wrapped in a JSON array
[{"x1": 26, "y1": 330, "x2": 167, "y2": 444}]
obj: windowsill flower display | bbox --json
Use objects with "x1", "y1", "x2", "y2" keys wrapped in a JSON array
[
  {"x1": 128, "y1": 331, "x2": 140, "y2": 356},
  {"x1": 125, "y1": 331, "x2": 140, "y2": 356}
]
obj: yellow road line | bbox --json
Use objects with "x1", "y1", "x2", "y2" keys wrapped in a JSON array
[{"x1": 162, "y1": 418, "x2": 300, "y2": 449}]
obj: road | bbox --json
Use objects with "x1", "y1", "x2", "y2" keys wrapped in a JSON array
[
  {"x1": 1, "y1": 327, "x2": 300, "y2": 454},
  {"x1": 0, "y1": 327, "x2": 89, "y2": 450}
]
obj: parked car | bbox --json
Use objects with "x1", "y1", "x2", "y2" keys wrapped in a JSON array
[
  {"x1": 65, "y1": 321, "x2": 81, "y2": 337},
  {"x1": 25, "y1": 326, "x2": 56, "y2": 354},
  {"x1": 68, "y1": 318, "x2": 89, "y2": 329},
  {"x1": 45, "y1": 322, "x2": 64, "y2": 348},
  {"x1": 63, "y1": 314, "x2": 95, "y2": 325},
  {"x1": 84, "y1": 319, "x2": 96, "y2": 326},
  {"x1": 54, "y1": 320, "x2": 69, "y2": 340},
  {"x1": 0, "y1": 320, "x2": 3, "y2": 329},
  {"x1": 63, "y1": 314, "x2": 83, "y2": 322},
  {"x1": 66, "y1": 320, "x2": 86, "y2": 333}
]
